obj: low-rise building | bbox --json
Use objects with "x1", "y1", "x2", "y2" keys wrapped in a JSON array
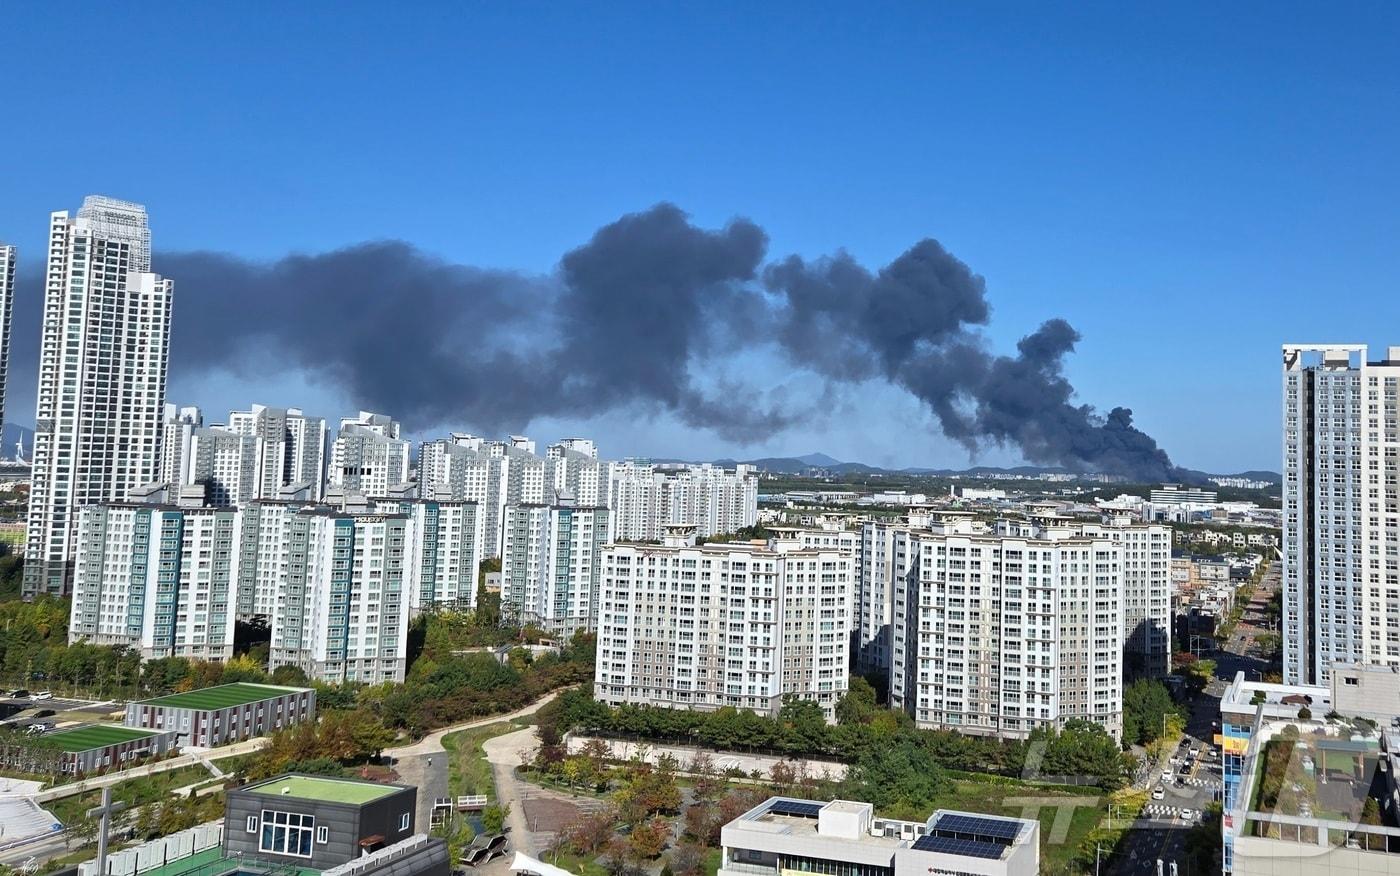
[
  {"x1": 226, "y1": 775, "x2": 430, "y2": 870},
  {"x1": 125, "y1": 682, "x2": 315, "y2": 747},
  {"x1": 4, "y1": 724, "x2": 181, "y2": 775},
  {"x1": 1219, "y1": 670, "x2": 1400, "y2": 875},
  {"x1": 718, "y1": 796, "x2": 1038, "y2": 876},
  {"x1": 80, "y1": 773, "x2": 449, "y2": 876}
]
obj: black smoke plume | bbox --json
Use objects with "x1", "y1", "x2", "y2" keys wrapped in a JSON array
[{"x1": 21, "y1": 203, "x2": 1179, "y2": 479}]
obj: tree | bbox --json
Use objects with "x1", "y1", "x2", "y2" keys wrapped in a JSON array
[
  {"x1": 668, "y1": 840, "x2": 704, "y2": 876},
  {"x1": 627, "y1": 817, "x2": 669, "y2": 859},
  {"x1": 482, "y1": 803, "x2": 508, "y2": 835},
  {"x1": 835, "y1": 676, "x2": 878, "y2": 726},
  {"x1": 271, "y1": 665, "x2": 309, "y2": 686},
  {"x1": 1123, "y1": 679, "x2": 1184, "y2": 746}
]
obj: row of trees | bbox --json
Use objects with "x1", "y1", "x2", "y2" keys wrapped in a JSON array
[{"x1": 542, "y1": 685, "x2": 1131, "y2": 790}]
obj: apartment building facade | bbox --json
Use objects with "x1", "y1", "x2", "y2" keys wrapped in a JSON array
[
  {"x1": 500, "y1": 502, "x2": 609, "y2": 636},
  {"x1": 1282, "y1": 344, "x2": 1400, "y2": 685},
  {"x1": 25, "y1": 197, "x2": 174, "y2": 597},
  {"x1": 594, "y1": 526, "x2": 853, "y2": 720},
  {"x1": 227, "y1": 405, "x2": 327, "y2": 502},
  {"x1": 886, "y1": 517, "x2": 1124, "y2": 740}
]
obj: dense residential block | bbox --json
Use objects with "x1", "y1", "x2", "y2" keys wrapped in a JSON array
[
  {"x1": 1282, "y1": 344, "x2": 1400, "y2": 685},
  {"x1": 328, "y1": 412, "x2": 410, "y2": 498},
  {"x1": 226, "y1": 404, "x2": 328, "y2": 502},
  {"x1": 25, "y1": 197, "x2": 174, "y2": 597},
  {"x1": 594, "y1": 525, "x2": 853, "y2": 720},
  {"x1": 125, "y1": 682, "x2": 316, "y2": 747}
]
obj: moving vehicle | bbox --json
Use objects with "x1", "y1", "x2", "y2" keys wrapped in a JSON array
[
  {"x1": 10, "y1": 689, "x2": 28, "y2": 699},
  {"x1": 1152, "y1": 786, "x2": 1165, "y2": 800},
  {"x1": 30, "y1": 691, "x2": 53, "y2": 700}
]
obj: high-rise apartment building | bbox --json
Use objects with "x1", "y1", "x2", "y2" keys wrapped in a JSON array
[
  {"x1": 885, "y1": 516, "x2": 1124, "y2": 740},
  {"x1": 159, "y1": 404, "x2": 203, "y2": 486},
  {"x1": 227, "y1": 405, "x2": 327, "y2": 501},
  {"x1": 1040, "y1": 514, "x2": 1171, "y2": 678},
  {"x1": 69, "y1": 503, "x2": 239, "y2": 661},
  {"x1": 329, "y1": 412, "x2": 410, "y2": 498},
  {"x1": 1281, "y1": 344, "x2": 1400, "y2": 685},
  {"x1": 500, "y1": 501, "x2": 609, "y2": 637},
  {"x1": 594, "y1": 526, "x2": 853, "y2": 720},
  {"x1": 377, "y1": 497, "x2": 484, "y2": 610},
  {"x1": 268, "y1": 508, "x2": 410, "y2": 684},
  {"x1": 25, "y1": 197, "x2": 174, "y2": 598},
  {"x1": 0, "y1": 244, "x2": 15, "y2": 440},
  {"x1": 607, "y1": 461, "x2": 758, "y2": 541}
]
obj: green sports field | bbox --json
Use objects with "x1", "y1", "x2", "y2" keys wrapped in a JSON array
[
  {"x1": 49, "y1": 724, "x2": 163, "y2": 753},
  {"x1": 134, "y1": 682, "x2": 304, "y2": 711}
]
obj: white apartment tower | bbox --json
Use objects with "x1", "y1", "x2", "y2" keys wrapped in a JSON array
[
  {"x1": 268, "y1": 509, "x2": 410, "y2": 684},
  {"x1": 69, "y1": 504, "x2": 239, "y2": 661},
  {"x1": 500, "y1": 501, "x2": 610, "y2": 637},
  {"x1": 1040, "y1": 514, "x2": 1171, "y2": 678},
  {"x1": 159, "y1": 404, "x2": 203, "y2": 486},
  {"x1": 1281, "y1": 344, "x2": 1400, "y2": 685},
  {"x1": 887, "y1": 516, "x2": 1124, "y2": 740},
  {"x1": 607, "y1": 461, "x2": 759, "y2": 542},
  {"x1": 0, "y1": 244, "x2": 15, "y2": 439},
  {"x1": 595, "y1": 526, "x2": 853, "y2": 720},
  {"x1": 227, "y1": 405, "x2": 327, "y2": 501},
  {"x1": 25, "y1": 197, "x2": 174, "y2": 598},
  {"x1": 329, "y1": 411, "x2": 410, "y2": 498}
]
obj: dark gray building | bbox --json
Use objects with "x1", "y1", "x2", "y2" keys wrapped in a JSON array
[{"x1": 225, "y1": 775, "x2": 426, "y2": 871}]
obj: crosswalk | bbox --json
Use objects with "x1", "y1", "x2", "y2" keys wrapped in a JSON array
[{"x1": 1143, "y1": 804, "x2": 1192, "y2": 818}]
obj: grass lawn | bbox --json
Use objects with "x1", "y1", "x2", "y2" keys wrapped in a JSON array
[
  {"x1": 547, "y1": 850, "x2": 611, "y2": 876},
  {"x1": 441, "y1": 720, "x2": 528, "y2": 802},
  {"x1": 48, "y1": 764, "x2": 215, "y2": 825},
  {"x1": 928, "y1": 777, "x2": 1110, "y2": 875}
]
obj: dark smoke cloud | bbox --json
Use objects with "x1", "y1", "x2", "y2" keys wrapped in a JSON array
[{"x1": 139, "y1": 203, "x2": 1176, "y2": 479}]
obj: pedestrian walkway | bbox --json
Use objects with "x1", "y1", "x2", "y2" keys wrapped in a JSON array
[{"x1": 385, "y1": 685, "x2": 577, "y2": 760}]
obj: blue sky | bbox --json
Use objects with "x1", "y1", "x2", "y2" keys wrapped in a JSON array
[{"x1": 3, "y1": 3, "x2": 1399, "y2": 472}]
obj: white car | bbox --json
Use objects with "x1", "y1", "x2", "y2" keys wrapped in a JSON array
[
  {"x1": 1180, "y1": 809, "x2": 1196, "y2": 822},
  {"x1": 30, "y1": 691, "x2": 52, "y2": 700},
  {"x1": 1152, "y1": 786, "x2": 1165, "y2": 800},
  {"x1": 1162, "y1": 768, "x2": 1173, "y2": 781}
]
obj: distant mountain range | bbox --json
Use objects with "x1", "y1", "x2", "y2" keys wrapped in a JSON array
[{"x1": 684, "y1": 451, "x2": 1282, "y2": 486}]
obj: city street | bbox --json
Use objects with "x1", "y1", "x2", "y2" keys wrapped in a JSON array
[{"x1": 1106, "y1": 563, "x2": 1279, "y2": 875}]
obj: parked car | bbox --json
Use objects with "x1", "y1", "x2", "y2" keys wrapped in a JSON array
[
  {"x1": 10, "y1": 689, "x2": 29, "y2": 699},
  {"x1": 31, "y1": 691, "x2": 52, "y2": 700}
]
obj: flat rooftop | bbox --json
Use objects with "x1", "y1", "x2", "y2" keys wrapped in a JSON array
[
  {"x1": 48, "y1": 724, "x2": 167, "y2": 753},
  {"x1": 134, "y1": 683, "x2": 310, "y2": 711},
  {"x1": 245, "y1": 775, "x2": 401, "y2": 805}
]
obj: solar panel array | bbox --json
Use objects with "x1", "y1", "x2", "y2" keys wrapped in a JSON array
[
  {"x1": 768, "y1": 800, "x2": 823, "y2": 818},
  {"x1": 910, "y1": 835, "x2": 1005, "y2": 860},
  {"x1": 931, "y1": 813, "x2": 1022, "y2": 842}
]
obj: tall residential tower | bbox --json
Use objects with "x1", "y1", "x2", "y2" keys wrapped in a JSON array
[
  {"x1": 0, "y1": 244, "x2": 14, "y2": 442},
  {"x1": 1282, "y1": 344, "x2": 1400, "y2": 685},
  {"x1": 24, "y1": 197, "x2": 174, "y2": 597}
]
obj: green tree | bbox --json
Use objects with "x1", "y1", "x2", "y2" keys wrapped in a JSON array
[
  {"x1": 835, "y1": 677, "x2": 878, "y2": 726},
  {"x1": 482, "y1": 803, "x2": 508, "y2": 835}
]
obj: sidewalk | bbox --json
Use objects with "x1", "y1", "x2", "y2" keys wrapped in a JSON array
[
  {"x1": 384, "y1": 685, "x2": 577, "y2": 760},
  {"x1": 34, "y1": 736, "x2": 269, "y2": 803}
]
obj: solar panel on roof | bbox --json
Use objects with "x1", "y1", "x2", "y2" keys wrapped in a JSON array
[
  {"x1": 768, "y1": 800, "x2": 823, "y2": 818},
  {"x1": 911, "y1": 835, "x2": 1006, "y2": 860},
  {"x1": 932, "y1": 814, "x2": 1022, "y2": 841}
]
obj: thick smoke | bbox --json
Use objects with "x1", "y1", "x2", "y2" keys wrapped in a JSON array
[{"x1": 138, "y1": 203, "x2": 1175, "y2": 479}]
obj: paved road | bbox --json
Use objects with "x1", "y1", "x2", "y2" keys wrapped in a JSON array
[
  {"x1": 1107, "y1": 564, "x2": 1279, "y2": 875},
  {"x1": 383, "y1": 686, "x2": 576, "y2": 836},
  {"x1": 384, "y1": 685, "x2": 577, "y2": 760}
]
